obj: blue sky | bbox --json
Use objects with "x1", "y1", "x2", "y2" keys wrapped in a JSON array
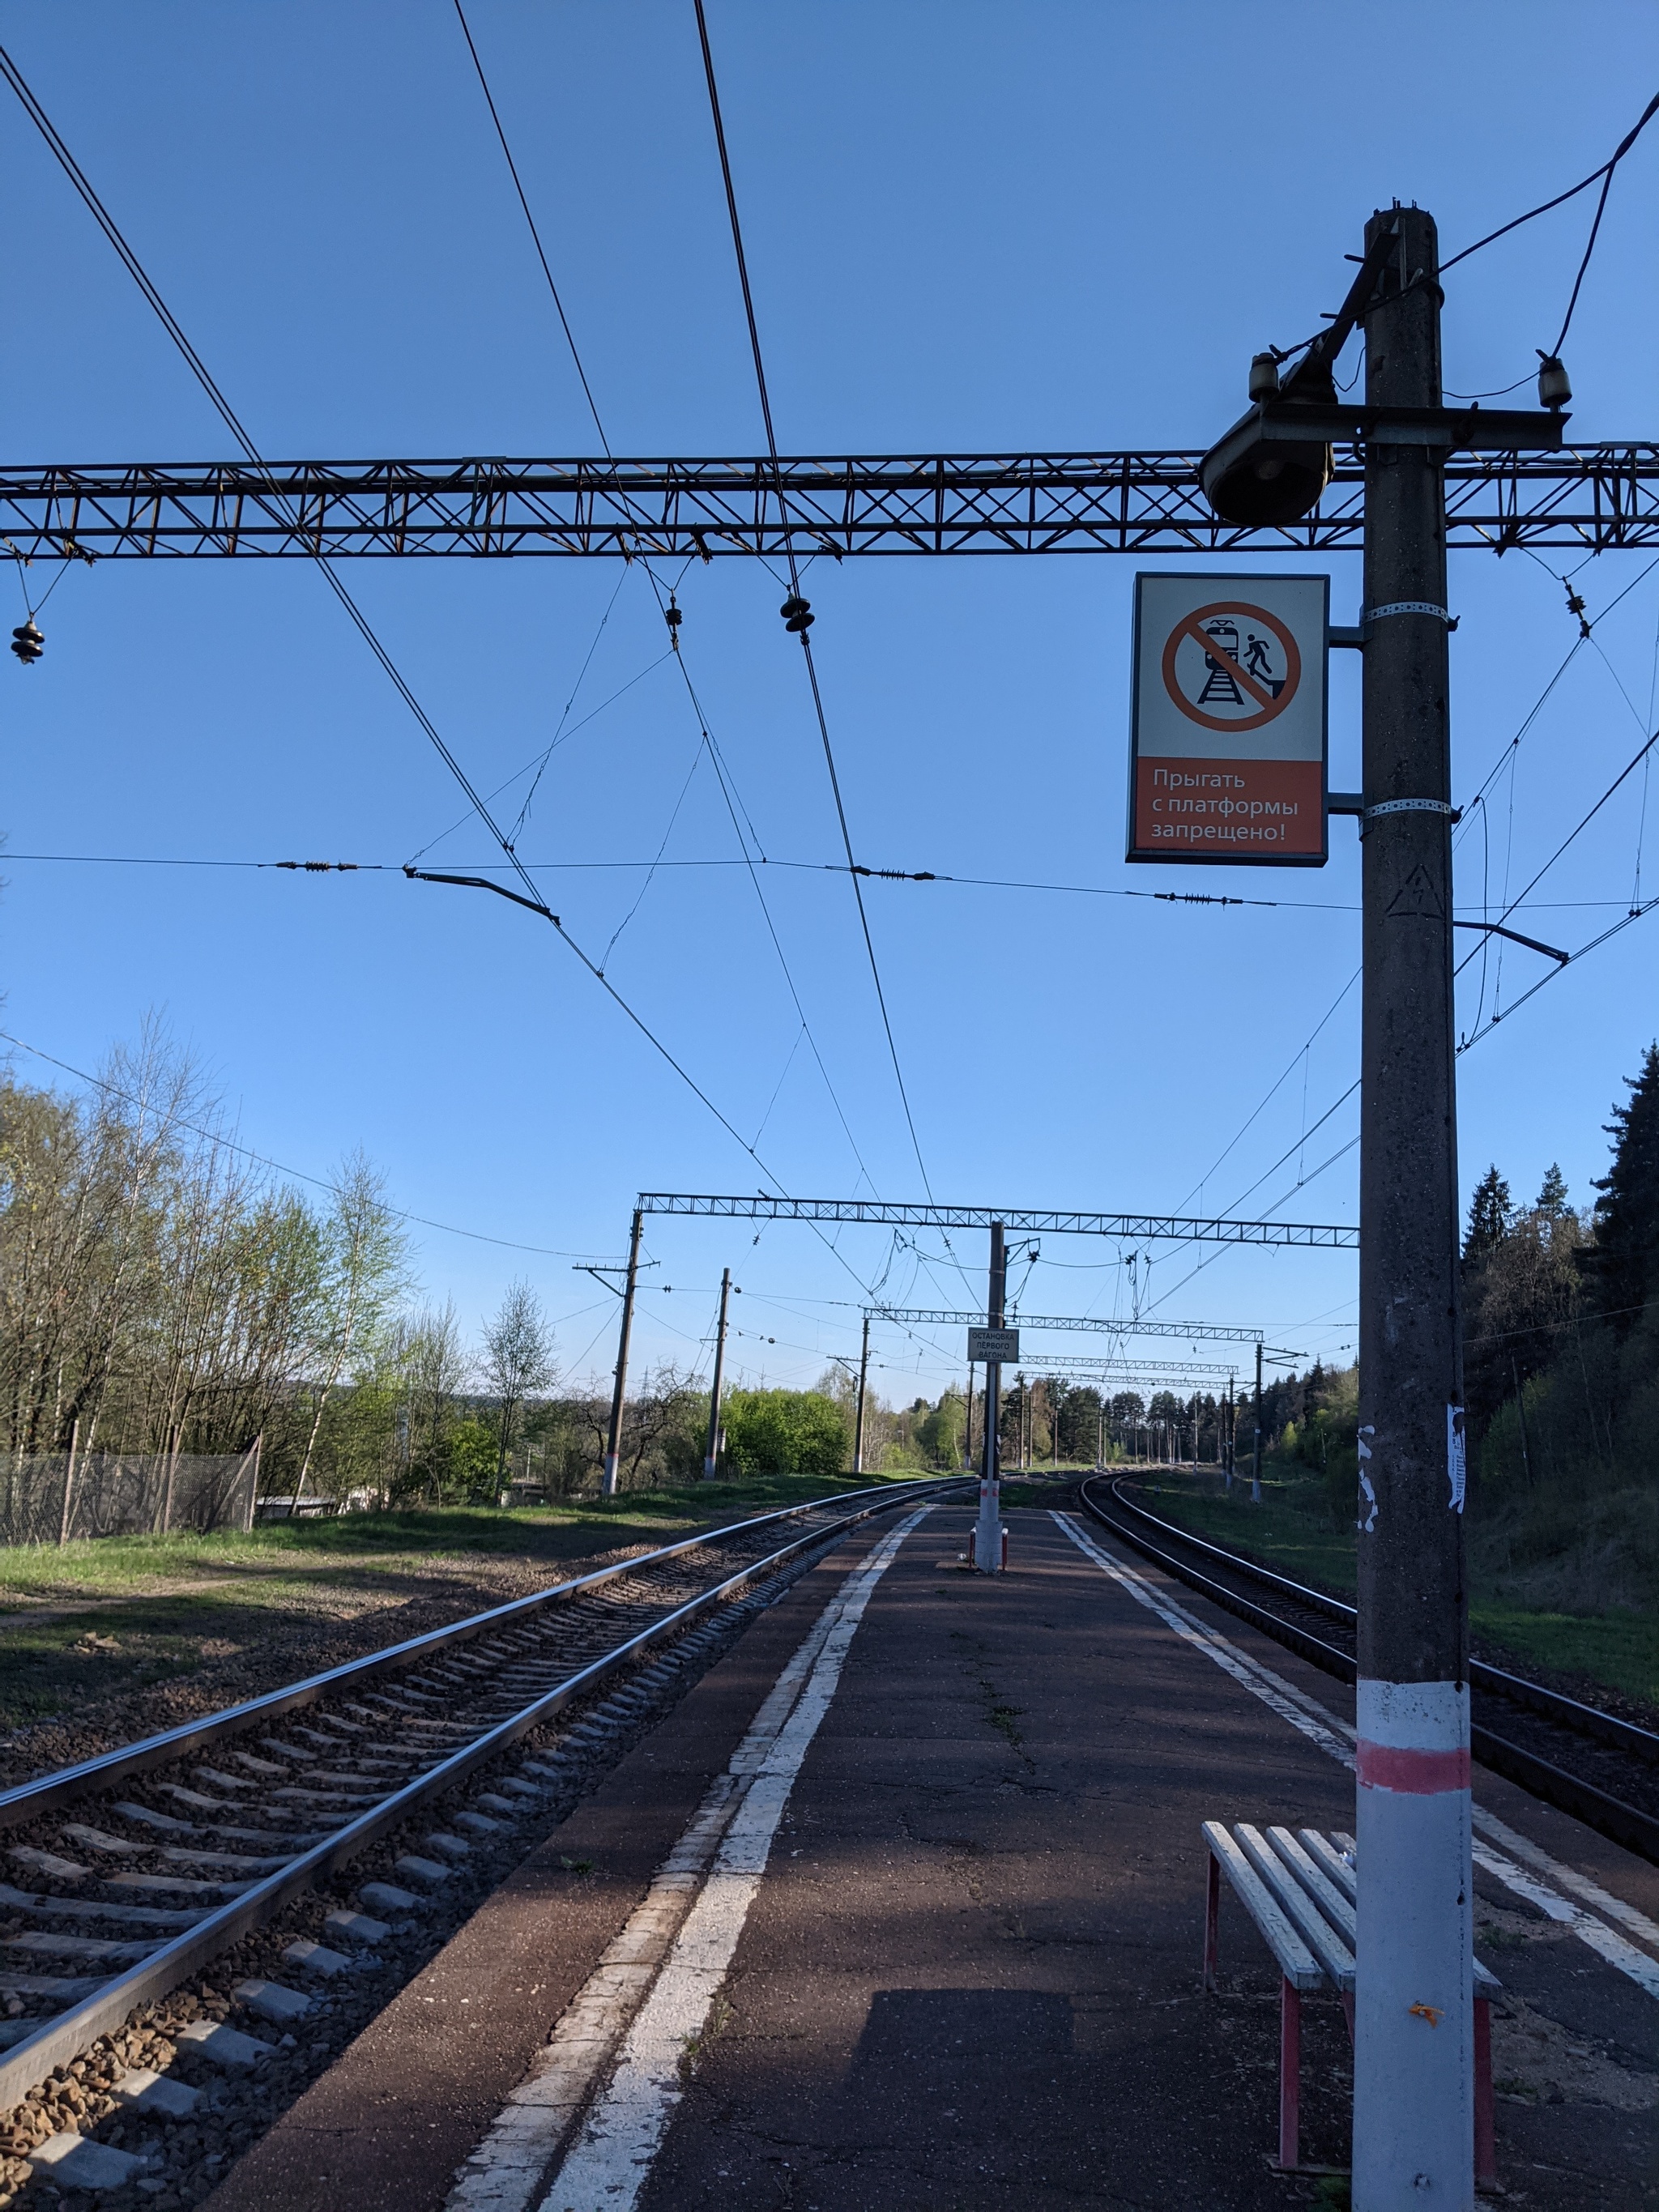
[{"x1": 2, "y1": 3, "x2": 1657, "y2": 1402}]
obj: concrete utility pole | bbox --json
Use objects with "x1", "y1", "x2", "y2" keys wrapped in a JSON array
[
  {"x1": 853, "y1": 1311, "x2": 870, "y2": 1475},
  {"x1": 703, "y1": 1266, "x2": 732, "y2": 1481},
  {"x1": 1352, "y1": 203, "x2": 1473, "y2": 2209},
  {"x1": 1223, "y1": 1378, "x2": 1234, "y2": 1490},
  {"x1": 602, "y1": 1208, "x2": 643, "y2": 1496},
  {"x1": 963, "y1": 1362, "x2": 975, "y2": 1468},
  {"x1": 1251, "y1": 1340, "x2": 1264, "y2": 1503},
  {"x1": 974, "y1": 1221, "x2": 1006, "y2": 1571}
]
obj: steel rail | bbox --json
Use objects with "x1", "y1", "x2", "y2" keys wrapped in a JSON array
[
  {"x1": 3, "y1": 445, "x2": 1658, "y2": 555},
  {"x1": 1076, "y1": 1476, "x2": 1659, "y2": 1867},
  {"x1": 0, "y1": 1477, "x2": 962, "y2": 2112},
  {"x1": 0, "y1": 1477, "x2": 941, "y2": 1831},
  {"x1": 1095, "y1": 1475, "x2": 1659, "y2": 1761}
]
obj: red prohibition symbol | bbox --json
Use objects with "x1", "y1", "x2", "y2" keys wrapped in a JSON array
[{"x1": 1161, "y1": 601, "x2": 1303, "y2": 734}]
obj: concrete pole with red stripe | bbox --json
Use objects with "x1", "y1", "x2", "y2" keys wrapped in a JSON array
[{"x1": 1352, "y1": 202, "x2": 1473, "y2": 2210}]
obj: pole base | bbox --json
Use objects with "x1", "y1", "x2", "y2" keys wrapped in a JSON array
[{"x1": 966, "y1": 1525, "x2": 1009, "y2": 1571}]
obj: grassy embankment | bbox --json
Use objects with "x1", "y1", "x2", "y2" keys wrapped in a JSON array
[
  {"x1": 0, "y1": 1469, "x2": 941, "y2": 1735},
  {"x1": 1115, "y1": 1463, "x2": 1658, "y2": 1714}
]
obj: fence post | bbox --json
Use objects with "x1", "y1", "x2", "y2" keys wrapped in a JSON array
[
  {"x1": 243, "y1": 1435, "x2": 262, "y2": 1533},
  {"x1": 160, "y1": 1425, "x2": 180, "y2": 1534},
  {"x1": 57, "y1": 1419, "x2": 80, "y2": 1546}
]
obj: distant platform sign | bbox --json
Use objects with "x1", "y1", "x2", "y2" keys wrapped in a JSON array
[
  {"x1": 1128, "y1": 573, "x2": 1329, "y2": 865},
  {"x1": 969, "y1": 1325, "x2": 1019, "y2": 1364}
]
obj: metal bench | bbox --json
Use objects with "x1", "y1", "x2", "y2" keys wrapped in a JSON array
[{"x1": 1201, "y1": 1820, "x2": 1498, "y2": 2180}]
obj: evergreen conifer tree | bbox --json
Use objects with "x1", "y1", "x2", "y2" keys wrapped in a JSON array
[
  {"x1": 1463, "y1": 1166, "x2": 1512, "y2": 1261},
  {"x1": 1535, "y1": 1162, "x2": 1569, "y2": 1215},
  {"x1": 1587, "y1": 1045, "x2": 1659, "y2": 1333}
]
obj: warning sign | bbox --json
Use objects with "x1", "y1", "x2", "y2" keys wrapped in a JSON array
[{"x1": 1128, "y1": 573, "x2": 1328, "y2": 865}]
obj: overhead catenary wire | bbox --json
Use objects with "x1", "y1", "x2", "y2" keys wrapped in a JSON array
[
  {"x1": 0, "y1": 1026, "x2": 609, "y2": 1259},
  {"x1": 1439, "y1": 90, "x2": 1659, "y2": 276},
  {"x1": 6, "y1": 847, "x2": 1641, "y2": 921},
  {"x1": 450, "y1": 0, "x2": 612, "y2": 455},
  {"x1": 690, "y1": 0, "x2": 939, "y2": 1211},
  {"x1": 0, "y1": 40, "x2": 870, "y2": 1242},
  {"x1": 450, "y1": 1, "x2": 880, "y2": 1200}
]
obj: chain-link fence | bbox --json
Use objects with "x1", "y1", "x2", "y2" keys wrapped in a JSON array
[{"x1": 0, "y1": 1440, "x2": 261, "y2": 1546}]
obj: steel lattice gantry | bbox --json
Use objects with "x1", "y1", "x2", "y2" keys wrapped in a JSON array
[
  {"x1": 3, "y1": 445, "x2": 1658, "y2": 560},
  {"x1": 637, "y1": 1193, "x2": 1357, "y2": 1247},
  {"x1": 868, "y1": 1306, "x2": 1266, "y2": 1343}
]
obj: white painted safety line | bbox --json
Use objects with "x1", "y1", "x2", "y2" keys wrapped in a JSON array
[
  {"x1": 1051, "y1": 1511, "x2": 1659, "y2": 2001},
  {"x1": 1470, "y1": 1835, "x2": 1659, "y2": 1999},
  {"x1": 1469, "y1": 1803, "x2": 1659, "y2": 1954},
  {"x1": 451, "y1": 1504, "x2": 932, "y2": 2212},
  {"x1": 1051, "y1": 1511, "x2": 1355, "y2": 1768}
]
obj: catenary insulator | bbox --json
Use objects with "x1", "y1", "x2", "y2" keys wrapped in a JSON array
[
  {"x1": 10, "y1": 620, "x2": 42, "y2": 666},
  {"x1": 664, "y1": 599, "x2": 683, "y2": 632},
  {"x1": 1247, "y1": 352, "x2": 1281, "y2": 403},
  {"x1": 780, "y1": 595, "x2": 813, "y2": 633},
  {"x1": 1536, "y1": 353, "x2": 1572, "y2": 411}
]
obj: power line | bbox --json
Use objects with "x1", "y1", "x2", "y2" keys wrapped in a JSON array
[
  {"x1": 6, "y1": 848, "x2": 1639, "y2": 922},
  {"x1": 0, "y1": 1025, "x2": 605, "y2": 1259},
  {"x1": 0, "y1": 41, "x2": 857, "y2": 1225},
  {"x1": 450, "y1": 6, "x2": 880, "y2": 1200},
  {"x1": 1439, "y1": 90, "x2": 1659, "y2": 276},
  {"x1": 1456, "y1": 887, "x2": 1659, "y2": 1055},
  {"x1": 690, "y1": 0, "x2": 938, "y2": 1207},
  {"x1": 1456, "y1": 724, "x2": 1659, "y2": 980},
  {"x1": 450, "y1": 0, "x2": 612, "y2": 454}
]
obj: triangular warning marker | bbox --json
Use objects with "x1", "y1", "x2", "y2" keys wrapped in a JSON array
[{"x1": 1385, "y1": 863, "x2": 1444, "y2": 922}]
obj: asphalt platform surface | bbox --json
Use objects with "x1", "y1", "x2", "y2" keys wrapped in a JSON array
[{"x1": 203, "y1": 1500, "x2": 1659, "y2": 2212}]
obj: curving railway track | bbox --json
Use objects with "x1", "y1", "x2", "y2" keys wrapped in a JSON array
[
  {"x1": 1078, "y1": 1473, "x2": 1659, "y2": 1866},
  {"x1": 0, "y1": 1477, "x2": 962, "y2": 2163}
]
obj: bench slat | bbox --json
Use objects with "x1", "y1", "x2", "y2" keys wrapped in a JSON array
[
  {"x1": 1297, "y1": 1827, "x2": 1357, "y2": 1903},
  {"x1": 1237, "y1": 1825, "x2": 1356, "y2": 1990},
  {"x1": 1269, "y1": 1826, "x2": 1358, "y2": 1943},
  {"x1": 1201, "y1": 1821, "x2": 1323, "y2": 1991},
  {"x1": 1290, "y1": 1826, "x2": 1500, "y2": 1993}
]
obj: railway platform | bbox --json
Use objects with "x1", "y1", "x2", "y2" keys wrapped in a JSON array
[{"x1": 202, "y1": 1502, "x2": 1658, "y2": 2212}]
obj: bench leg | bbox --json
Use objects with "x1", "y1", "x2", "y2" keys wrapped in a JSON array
[
  {"x1": 1278, "y1": 1976, "x2": 1301, "y2": 2171},
  {"x1": 1475, "y1": 1995, "x2": 1496, "y2": 2187},
  {"x1": 1204, "y1": 1852, "x2": 1221, "y2": 1991}
]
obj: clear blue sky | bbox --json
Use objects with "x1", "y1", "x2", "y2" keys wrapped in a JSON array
[{"x1": 2, "y1": 3, "x2": 1657, "y2": 1402}]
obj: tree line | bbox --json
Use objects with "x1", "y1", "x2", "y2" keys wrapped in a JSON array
[
  {"x1": 1252, "y1": 1046, "x2": 1659, "y2": 1610},
  {"x1": 0, "y1": 1038, "x2": 887, "y2": 1502}
]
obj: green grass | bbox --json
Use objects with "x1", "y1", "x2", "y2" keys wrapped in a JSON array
[
  {"x1": 0, "y1": 1601, "x2": 232, "y2": 1726},
  {"x1": 1469, "y1": 1600, "x2": 1658, "y2": 1712},
  {"x1": 1115, "y1": 1464, "x2": 1358, "y2": 1596},
  {"x1": 0, "y1": 1468, "x2": 938, "y2": 1604},
  {"x1": 0, "y1": 1470, "x2": 944, "y2": 1736},
  {"x1": 1113, "y1": 1463, "x2": 1659, "y2": 1715}
]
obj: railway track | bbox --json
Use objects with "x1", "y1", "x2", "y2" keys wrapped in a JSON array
[
  {"x1": 0, "y1": 1478, "x2": 962, "y2": 2170},
  {"x1": 1077, "y1": 1473, "x2": 1659, "y2": 1867}
]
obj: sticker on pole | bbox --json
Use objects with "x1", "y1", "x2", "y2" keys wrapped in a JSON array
[{"x1": 1128, "y1": 573, "x2": 1328, "y2": 865}]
